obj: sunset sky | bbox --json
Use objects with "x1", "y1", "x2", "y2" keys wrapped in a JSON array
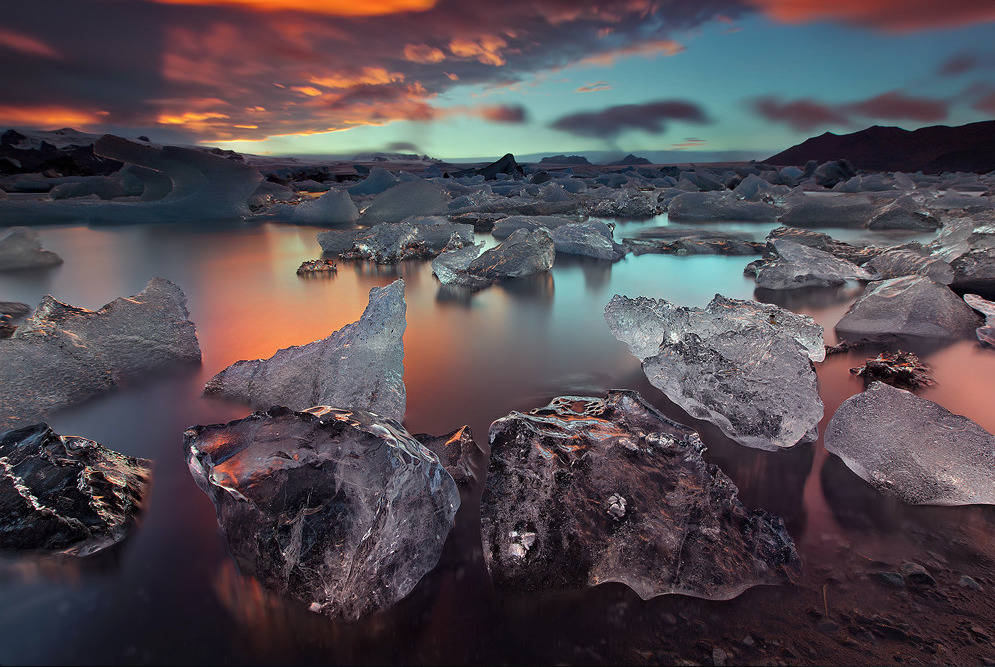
[{"x1": 2, "y1": 0, "x2": 994, "y2": 160}]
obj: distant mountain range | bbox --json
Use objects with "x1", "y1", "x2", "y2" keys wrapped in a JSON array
[
  {"x1": 766, "y1": 120, "x2": 995, "y2": 173},
  {"x1": 5, "y1": 122, "x2": 995, "y2": 175}
]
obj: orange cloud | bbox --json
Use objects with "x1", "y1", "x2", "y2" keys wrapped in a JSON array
[
  {"x1": 309, "y1": 68, "x2": 405, "y2": 89},
  {"x1": 291, "y1": 86, "x2": 323, "y2": 97},
  {"x1": 151, "y1": 0, "x2": 438, "y2": 16},
  {"x1": 157, "y1": 111, "x2": 230, "y2": 125},
  {"x1": 748, "y1": 0, "x2": 995, "y2": 32},
  {"x1": 578, "y1": 39, "x2": 684, "y2": 66},
  {"x1": 0, "y1": 28, "x2": 60, "y2": 59},
  {"x1": 449, "y1": 35, "x2": 508, "y2": 66},
  {"x1": 0, "y1": 105, "x2": 105, "y2": 128},
  {"x1": 404, "y1": 43, "x2": 445, "y2": 63}
]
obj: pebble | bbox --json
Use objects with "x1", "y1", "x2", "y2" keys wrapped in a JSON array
[
  {"x1": 901, "y1": 562, "x2": 936, "y2": 587},
  {"x1": 712, "y1": 648, "x2": 728, "y2": 666},
  {"x1": 958, "y1": 575, "x2": 983, "y2": 591},
  {"x1": 818, "y1": 619, "x2": 839, "y2": 634},
  {"x1": 870, "y1": 571, "x2": 907, "y2": 588}
]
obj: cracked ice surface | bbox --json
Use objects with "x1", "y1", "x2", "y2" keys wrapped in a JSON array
[
  {"x1": 605, "y1": 294, "x2": 824, "y2": 450},
  {"x1": 480, "y1": 390, "x2": 800, "y2": 599},
  {"x1": 825, "y1": 382, "x2": 995, "y2": 505},
  {"x1": 185, "y1": 404, "x2": 459, "y2": 621},
  {"x1": 205, "y1": 279, "x2": 406, "y2": 422},
  {"x1": 0, "y1": 423, "x2": 151, "y2": 555}
]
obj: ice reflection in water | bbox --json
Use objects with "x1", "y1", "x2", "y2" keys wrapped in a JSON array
[{"x1": 0, "y1": 218, "x2": 994, "y2": 663}]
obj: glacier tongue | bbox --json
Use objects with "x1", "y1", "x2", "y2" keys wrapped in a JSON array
[{"x1": 604, "y1": 294, "x2": 824, "y2": 451}]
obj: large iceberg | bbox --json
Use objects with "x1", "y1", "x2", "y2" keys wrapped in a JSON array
[
  {"x1": 0, "y1": 278, "x2": 201, "y2": 430},
  {"x1": 0, "y1": 423, "x2": 151, "y2": 555},
  {"x1": 0, "y1": 135, "x2": 262, "y2": 223},
  {"x1": 289, "y1": 189, "x2": 358, "y2": 225},
  {"x1": 836, "y1": 275, "x2": 981, "y2": 342},
  {"x1": 185, "y1": 404, "x2": 459, "y2": 621},
  {"x1": 358, "y1": 180, "x2": 449, "y2": 224},
  {"x1": 550, "y1": 221, "x2": 627, "y2": 261},
  {"x1": 825, "y1": 382, "x2": 995, "y2": 505},
  {"x1": 205, "y1": 279, "x2": 406, "y2": 422},
  {"x1": 480, "y1": 390, "x2": 800, "y2": 599},
  {"x1": 605, "y1": 294, "x2": 824, "y2": 450},
  {"x1": 754, "y1": 239, "x2": 873, "y2": 290},
  {"x1": 317, "y1": 223, "x2": 472, "y2": 263}
]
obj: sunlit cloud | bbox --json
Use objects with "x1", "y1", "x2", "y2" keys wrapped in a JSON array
[
  {"x1": 576, "y1": 81, "x2": 613, "y2": 93},
  {"x1": 150, "y1": 0, "x2": 439, "y2": 16},
  {"x1": 0, "y1": 105, "x2": 106, "y2": 128},
  {"x1": 309, "y1": 68, "x2": 405, "y2": 89},
  {"x1": 577, "y1": 39, "x2": 684, "y2": 67},
  {"x1": 404, "y1": 43, "x2": 446, "y2": 63},
  {"x1": 551, "y1": 99, "x2": 709, "y2": 140},
  {"x1": 291, "y1": 86, "x2": 324, "y2": 97},
  {"x1": 0, "y1": 0, "x2": 746, "y2": 142},
  {"x1": 0, "y1": 28, "x2": 61, "y2": 59},
  {"x1": 157, "y1": 111, "x2": 230, "y2": 125},
  {"x1": 748, "y1": 0, "x2": 995, "y2": 32},
  {"x1": 448, "y1": 35, "x2": 509, "y2": 66}
]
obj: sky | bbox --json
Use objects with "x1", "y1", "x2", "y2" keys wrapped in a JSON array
[{"x1": 1, "y1": 0, "x2": 994, "y2": 161}]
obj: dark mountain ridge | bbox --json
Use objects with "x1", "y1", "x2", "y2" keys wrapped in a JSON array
[{"x1": 767, "y1": 120, "x2": 995, "y2": 173}]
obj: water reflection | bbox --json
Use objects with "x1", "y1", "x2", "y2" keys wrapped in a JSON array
[
  {"x1": 754, "y1": 283, "x2": 865, "y2": 310},
  {"x1": 3, "y1": 221, "x2": 995, "y2": 664},
  {"x1": 550, "y1": 254, "x2": 614, "y2": 290},
  {"x1": 494, "y1": 272, "x2": 554, "y2": 303}
]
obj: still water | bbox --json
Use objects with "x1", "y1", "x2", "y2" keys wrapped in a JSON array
[{"x1": 1, "y1": 218, "x2": 994, "y2": 664}]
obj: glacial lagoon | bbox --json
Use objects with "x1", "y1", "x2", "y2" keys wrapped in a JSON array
[{"x1": 2, "y1": 216, "x2": 995, "y2": 664}]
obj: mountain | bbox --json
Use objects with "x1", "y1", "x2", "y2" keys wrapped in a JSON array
[{"x1": 766, "y1": 121, "x2": 995, "y2": 173}]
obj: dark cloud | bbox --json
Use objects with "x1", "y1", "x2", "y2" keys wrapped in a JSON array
[
  {"x1": 843, "y1": 91, "x2": 948, "y2": 123},
  {"x1": 476, "y1": 104, "x2": 528, "y2": 123},
  {"x1": 0, "y1": 0, "x2": 747, "y2": 141},
  {"x1": 385, "y1": 141, "x2": 423, "y2": 153},
  {"x1": 750, "y1": 97, "x2": 851, "y2": 132},
  {"x1": 974, "y1": 92, "x2": 995, "y2": 115},
  {"x1": 937, "y1": 50, "x2": 995, "y2": 77},
  {"x1": 752, "y1": 91, "x2": 950, "y2": 131},
  {"x1": 550, "y1": 100, "x2": 709, "y2": 139},
  {"x1": 939, "y1": 53, "x2": 981, "y2": 76},
  {"x1": 748, "y1": 0, "x2": 995, "y2": 32}
]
